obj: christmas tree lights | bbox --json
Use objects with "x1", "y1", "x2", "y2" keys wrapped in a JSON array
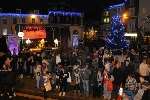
[{"x1": 105, "y1": 15, "x2": 129, "y2": 50}]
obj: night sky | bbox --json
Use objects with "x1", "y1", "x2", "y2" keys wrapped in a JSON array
[{"x1": 0, "y1": 0, "x2": 123, "y2": 23}]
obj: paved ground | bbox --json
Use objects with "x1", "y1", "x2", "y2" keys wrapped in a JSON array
[{"x1": 15, "y1": 76, "x2": 105, "y2": 100}]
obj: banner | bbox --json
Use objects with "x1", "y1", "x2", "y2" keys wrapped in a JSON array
[{"x1": 22, "y1": 25, "x2": 46, "y2": 39}]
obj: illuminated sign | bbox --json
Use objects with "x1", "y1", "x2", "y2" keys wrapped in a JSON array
[{"x1": 21, "y1": 25, "x2": 46, "y2": 39}]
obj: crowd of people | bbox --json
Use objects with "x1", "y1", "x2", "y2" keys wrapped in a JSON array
[{"x1": 0, "y1": 47, "x2": 150, "y2": 100}]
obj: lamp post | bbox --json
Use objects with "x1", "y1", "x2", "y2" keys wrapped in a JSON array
[{"x1": 18, "y1": 32, "x2": 24, "y2": 50}]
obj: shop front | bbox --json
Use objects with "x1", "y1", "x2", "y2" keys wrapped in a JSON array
[{"x1": 16, "y1": 24, "x2": 47, "y2": 52}]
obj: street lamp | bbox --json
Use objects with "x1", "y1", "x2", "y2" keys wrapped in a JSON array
[
  {"x1": 18, "y1": 32, "x2": 24, "y2": 44},
  {"x1": 31, "y1": 14, "x2": 36, "y2": 19},
  {"x1": 122, "y1": 12, "x2": 129, "y2": 22},
  {"x1": 18, "y1": 31, "x2": 24, "y2": 50}
]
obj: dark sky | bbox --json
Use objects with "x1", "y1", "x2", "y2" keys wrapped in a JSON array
[{"x1": 0, "y1": 0, "x2": 122, "y2": 23}]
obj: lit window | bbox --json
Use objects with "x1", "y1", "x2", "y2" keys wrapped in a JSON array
[
  {"x1": 2, "y1": 28, "x2": 7, "y2": 35},
  {"x1": 40, "y1": 18, "x2": 43, "y2": 24},
  {"x1": 106, "y1": 11, "x2": 109, "y2": 16},
  {"x1": 104, "y1": 18, "x2": 107, "y2": 23},
  {"x1": 107, "y1": 18, "x2": 110, "y2": 23},
  {"x1": 32, "y1": 18, "x2": 35, "y2": 24}
]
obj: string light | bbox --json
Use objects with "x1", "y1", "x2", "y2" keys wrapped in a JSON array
[
  {"x1": 105, "y1": 15, "x2": 129, "y2": 49},
  {"x1": 0, "y1": 13, "x2": 48, "y2": 18},
  {"x1": 0, "y1": 10, "x2": 82, "y2": 18},
  {"x1": 109, "y1": 3, "x2": 125, "y2": 9},
  {"x1": 48, "y1": 10, "x2": 82, "y2": 16}
]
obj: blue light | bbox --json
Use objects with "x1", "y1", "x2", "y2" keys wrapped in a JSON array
[
  {"x1": 0, "y1": 13, "x2": 48, "y2": 18},
  {"x1": 48, "y1": 10, "x2": 82, "y2": 16},
  {"x1": 105, "y1": 15, "x2": 129, "y2": 49},
  {"x1": 109, "y1": 3, "x2": 125, "y2": 9}
]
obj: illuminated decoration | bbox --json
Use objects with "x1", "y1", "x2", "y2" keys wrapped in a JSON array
[
  {"x1": 31, "y1": 14, "x2": 36, "y2": 18},
  {"x1": 26, "y1": 38, "x2": 31, "y2": 44},
  {"x1": 54, "y1": 38, "x2": 59, "y2": 47},
  {"x1": 18, "y1": 32, "x2": 24, "y2": 38},
  {"x1": 7, "y1": 35, "x2": 19, "y2": 55},
  {"x1": 105, "y1": 15, "x2": 129, "y2": 50},
  {"x1": 104, "y1": 17, "x2": 110, "y2": 23},
  {"x1": 84, "y1": 27, "x2": 97, "y2": 40},
  {"x1": 30, "y1": 48, "x2": 41, "y2": 52},
  {"x1": 48, "y1": 10, "x2": 81, "y2": 16},
  {"x1": 122, "y1": 12, "x2": 129, "y2": 22},
  {"x1": 0, "y1": 13, "x2": 48, "y2": 18},
  {"x1": 37, "y1": 39, "x2": 45, "y2": 48},
  {"x1": 104, "y1": 18, "x2": 107, "y2": 23},
  {"x1": 124, "y1": 33, "x2": 137, "y2": 37},
  {"x1": 2, "y1": 28, "x2": 7, "y2": 36},
  {"x1": 72, "y1": 34, "x2": 79, "y2": 48},
  {"x1": 21, "y1": 25, "x2": 46, "y2": 39},
  {"x1": 109, "y1": 3, "x2": 125, "y2": 9}
]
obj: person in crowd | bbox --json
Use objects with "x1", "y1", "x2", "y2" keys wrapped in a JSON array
[
  {"x1": 139, "y1": 58, "x2": 150, "y2": 83},
  {"x1": 59, "y1": 67, "x2": 68, "y2": 96},
  {"x1": 73, "y1": 65, "x2": 81, "y2": 95},
  {"x1": 113, "y1": 60, "x2": 124, "y2": 95},
  {"x1": 89, "y1": 65, "x2": 98, "y2": 97},
  {"x1": 97, "y1": 68, "x2": 103, "y2": 97},
  {"x1": 18, "y1": 56, "x2": 24, "y2": 79},
  {"x1": 41, "y1": 59, "x2": 49, "y2": 75},
  {"x1": 42, "y1": 71, "x2": 52, "y2": 99},
  {"x1": 0, "y1": 55, "x2": 16, "y2": 99},
  {"x1": 103, "y1": 59, "x2": 114, "y2": 100},
  {"x1": 80, "y1": 64, "x2": 91, "y2": 97},
  {"x1": 124, "y1": 73, "x2": 138, "y2": 100},
  {"x1": 34, "y1": 63, "x2": 42, "y2": 88}
]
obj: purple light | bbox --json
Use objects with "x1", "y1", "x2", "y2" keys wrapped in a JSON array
[
  {"x1": 7, "y1": 35, "x2": 19, "y2": 55},
  {"x1": 48, "y1": 10, "x2": 82, "y2": 16}
]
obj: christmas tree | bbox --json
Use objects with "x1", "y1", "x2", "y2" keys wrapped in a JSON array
[{"x1": 105, "y1": 15, "x2": 129, "y2": 50}]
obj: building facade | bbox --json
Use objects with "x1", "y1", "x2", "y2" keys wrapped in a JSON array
[
  {"x1": 0, "y1": 9, "x2": 83, "y2": 50},
  {"x1": 0, "y1": 9, "x2": 48, "y2": 37},
  {"x1": 47, "y1": 10, "x2": 83, "y2": 48},
  {"x1": 102, "y1": 1, "x2": 138, "y2": 34}
]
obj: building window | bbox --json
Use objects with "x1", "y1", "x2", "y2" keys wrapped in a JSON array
[
  {"x1": 34, "y1": 10, "x2": 39, "y2": 14},
  {"x1": 16, "y1": 9, "x2": 21, "y2": 14},
  {"x1": 13, "y1": 18, "x2": 17, "y2": 24},
  {"x1": 32, "y1": 18, "x2": 35, "y2": 24},
  {"x1": 2, "y1": 18, "x2": 7, "y2": 24},
  {"x1": 22, "y1": 18, "x2": 25, "y2": 23},
  {"x1": 2, "y1": 28, "x2": 7, "y2": 35}
]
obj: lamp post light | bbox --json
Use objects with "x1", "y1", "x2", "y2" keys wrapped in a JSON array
[
  {"x1": 122, "y1": 12, "x2": 129, "y2": 23},
  {"x1": 18, "y1": 32, "x2": 24, "y2": 50},
  {"x1": 18, "y1": 32, "x2": 24, "y2": 44}
]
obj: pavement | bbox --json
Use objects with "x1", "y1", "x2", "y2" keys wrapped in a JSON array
[
  {"x1": 16, "y1": 92, "x2": 55, "y2": 100},
  {"x1": 15, "y1": 76, "x2": 104, "y2": 100}
]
